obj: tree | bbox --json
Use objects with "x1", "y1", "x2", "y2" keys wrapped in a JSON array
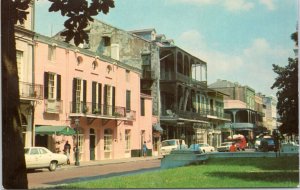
[
  {"x1": 2, "y1": 0, "x2": 114, "y2": 188},
  {"x1": 271, "y1": 33, "x2": 298, "y2": 136}
]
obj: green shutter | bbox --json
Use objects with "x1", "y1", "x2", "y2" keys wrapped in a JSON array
[
  {"x1": 92, "y1": 81, "x2": 96, "y2": 112},
  {"x1": 56, "y1": 74, "x2": 61, "y2": 101},
  {"x1": 44, "y1": 72, "x2": 49, "y2": 99}
]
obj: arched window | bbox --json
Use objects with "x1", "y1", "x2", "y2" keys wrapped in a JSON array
[
  {"x1": 92, "y1": 60, "x2": 98, "y2": 70},
  {"x1": 77, "y1": 56, "x2": 83, "y2": 65}
]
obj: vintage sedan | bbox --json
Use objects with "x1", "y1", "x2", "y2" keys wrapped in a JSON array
[
  {"x1": 217, "y1": 142, "x2": 233, "y2": 152},
  {"x1": 25, "y1": 147, "x2": 67, "y2": 171},
  {"x1": 190, "y1": 143, "x2": 215, "y2": 153}
]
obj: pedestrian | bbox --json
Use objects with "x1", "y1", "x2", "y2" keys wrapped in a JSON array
[
  {"x1": 64, "y1": 140, "x2": 71, "y2": 164},
  {"x1": 229, "y1": 143, "x2": 236, "y2": 152},
  {"x1": 142, "y1": 141, "x2": 147, "y2": 157}
]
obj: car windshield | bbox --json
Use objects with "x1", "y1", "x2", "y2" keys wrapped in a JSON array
[
  {"x1": 162, "y1": 140, "x2": 176, "y2": 146},
  {"x1": 24, "y1": 148, "x2": 29, "y2": 155},
  {"x1": 265, "y1": 138, "x2": 275, "y2": 144}
]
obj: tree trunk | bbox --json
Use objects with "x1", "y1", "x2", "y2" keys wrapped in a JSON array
[{"x1": 2, "y1": 0, "x2": 28, "y2": 188}]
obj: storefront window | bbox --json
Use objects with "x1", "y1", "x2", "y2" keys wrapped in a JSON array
[
  {"x1": 125, "y1": 129, "x2": 131, "y2": 150},
  {"x1": 104, "y1": 129, "x2": 113, "y2": 151}
]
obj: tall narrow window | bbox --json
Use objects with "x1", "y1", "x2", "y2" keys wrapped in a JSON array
[
  {"x1": 48, "y1": 45, "x2": 56, "y2": 61},
  {"x1": 76, "y1": 79, "x2": 81, "y2": 113},
  {"x1": 44, "y1": 72, "x2": 61, "y2": 100},
  {"x1": 126, "y1": 90, "x2": 131, "y2": 111},
  {"x1": 48, "y1": 73, "x2": 55, "y2": 99},
  {"x1": 103, "y1": 36, "x2": 111, "y2": 47},
  {"x1": 125, "y1": 129, "x2": 131, "y2": 150},
  {"x1": 104, "y1": 129, "x2": 113, "y2": 151},
  {"x1": 141, "y1": 98, "x2": 145, "y2": 116},
  {"x1": 16, "y1": 50, "x2": 23, "y2": 80}
]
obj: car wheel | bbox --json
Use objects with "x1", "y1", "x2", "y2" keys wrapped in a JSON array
[{"x1": 49, "y1": 161, "x2": 57, "y2": 171}]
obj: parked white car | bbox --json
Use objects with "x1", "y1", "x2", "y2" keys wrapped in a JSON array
[
  {"x1": 217, "y1": 142, "x2": 233, "y2": 152},
  {"x1": 190, "y1": 143, "x2": 215, "y2": 153},
  {"x1": 160, "y1": 139, "x2": 187, "y2": 156},
  {"x1": 25, "y1": 147, "x2": 67, "y2": 171}
]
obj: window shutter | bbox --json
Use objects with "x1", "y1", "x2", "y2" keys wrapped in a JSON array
[
  {"x1": 98, "y1": 83, "x2": 102, "y2": 112},
  {"x1": 72, "y1": 78, "x2": 76, "y2": 113},
  {"x1": 126, "y1": 90, "x2": 131, "y2": 111},
  {"x1": 56, "y1": 74, "x2": 61, "y2": 101},
  {"x1": 103, "y1": 85, "x2": 107, "y2": 114},
  {"x1": 92, "y1": 81, "x2": 96, "y2": 112},
  {"x1": 83, "y1": 80, "x2": 87, "y2": 104},
  {"x1": 141, "y1": 98, "x2": 145, "y2": 116},
  {"x1": 44, "y1": 72, "x2": 49, "y2": 99},
  {"x1": 112, "y1": 86, "x2": 115, "y2": 114}
]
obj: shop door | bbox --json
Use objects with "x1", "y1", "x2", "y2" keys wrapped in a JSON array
[{"x1": 90, "y1": 129, "x2": 95, "y2": 160}]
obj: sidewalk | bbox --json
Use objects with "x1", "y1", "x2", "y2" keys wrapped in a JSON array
[{"x1": 60, "y1": 155, "x2": 162, "y2": 169}]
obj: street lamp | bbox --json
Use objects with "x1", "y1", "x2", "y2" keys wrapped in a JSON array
[{"x1": 75, "y1": 118, "x2": 80, "y2": 166}]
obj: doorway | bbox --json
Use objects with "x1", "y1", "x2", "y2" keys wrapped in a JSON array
[{"x1": 89, "y1": 128, "x2": 95, "y2": 160}]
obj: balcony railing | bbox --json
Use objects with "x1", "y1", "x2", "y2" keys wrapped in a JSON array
[
  {"x1": 161, "y1": 108, "x2": 231, "y2": 120},
  {"x1": 206, "y1": 109, "x2": 231, "y2": 120},
  {"x1": 161, "y1": 72, "x2": 207, "y2": 88},
  {"x1": 44, "y1": 99, "x2": 63, "y2": 114},
  {"x1": 161, "y1": 108, "x2": 207, "y2": 121},
  {"x1": 19, "y1": 81, "x2": 43, "y2": 100},
  {"x1": 70, "y1": 101, "x2": 136, "y2": 120}
]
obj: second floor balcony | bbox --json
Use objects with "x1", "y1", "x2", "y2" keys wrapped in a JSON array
[
  {"x1": 19, "y1": 81, "x2": 43, "y2": 100},
  {"x1": 69, "y1": 101, "x2": 136, "y2": 120},
  {"x1": 206, "y1": 109, "x2": 231, "y2": 121},
  {"x1": 161, "y1": 72, "x2": 207, "y2": 88}
]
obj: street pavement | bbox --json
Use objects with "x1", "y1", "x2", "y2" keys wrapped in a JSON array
[{"x1": 27, "y1": 156, "x2": 162, "y2": 189}]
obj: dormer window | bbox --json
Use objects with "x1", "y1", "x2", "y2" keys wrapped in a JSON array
[
  {"x1": 77, "y1": 56, "x2": 83, "y2": 66},
  {"x1": 103, "y1": 36, "x2": 111, "y2": 47},
  {"x1": 48, "y1": 45, "x2": 56, "y2": 61},
  {"x1": 92, "y1": 60, "x2": 98, "y2": 70}
]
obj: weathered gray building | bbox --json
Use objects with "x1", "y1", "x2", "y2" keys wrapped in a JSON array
[{"x1": 54, "y1": 20, "x2": 230, "y2": 147}]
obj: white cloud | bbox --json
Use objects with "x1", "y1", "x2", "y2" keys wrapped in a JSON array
[
  {"x1": 224, "y1": 0, "x2": 254, "y2": 11},
  {"x1": 166, "y1": 0, "x2": 279, "y2": 12},
  {"x1": 259, "y1": 0, "x2": 276, "y2": 10},
  {"x1": 166, "y1": 0, "x2": 254, "y2": 12},
  {"x1": 177, "y1": 30, "x2": 291, "y2": 95}
]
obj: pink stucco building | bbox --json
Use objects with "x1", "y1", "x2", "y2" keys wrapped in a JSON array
[{"x1": 33, "y1": 34, "x2": 153, "y2": 162}]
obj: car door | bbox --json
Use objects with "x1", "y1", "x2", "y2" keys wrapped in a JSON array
[
  {"x1": 38, "y1": 147, "x2": 52, "y2": 167},
  {"x1": 26, "y1": 148, "x2": 40, "y2": 168}
]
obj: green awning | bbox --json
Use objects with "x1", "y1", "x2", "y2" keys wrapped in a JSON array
[{"x1": 35, "y1": 125, "x2": 76, "y2": 136}]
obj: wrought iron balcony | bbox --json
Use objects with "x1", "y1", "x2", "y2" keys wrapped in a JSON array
[
  {"x1": 19, "y1": 81, "x2": 43, "y2": 100},
  {"x1": 70, "y1": 101, "x2": 136, "y2": 120},
  {"x1": 160, "y1": 72, "x2": 207, "y2": 88},
  {"x1": 44, "y1": 99, "x2": 63, "y2": 114},
  {"x1": 206, "y1": 109, "x2": 231, "y2": 120}
]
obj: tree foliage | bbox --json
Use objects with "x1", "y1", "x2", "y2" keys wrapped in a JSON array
[
  {"x1": 2, "y1": 0, "x2": 114, "y2": 188},
  {"x1": 48, "y1": 0, "x2": 115, "y2": 45},
  {"x1": 271, "y1": 33, "x2": 298, "y2": 135}
]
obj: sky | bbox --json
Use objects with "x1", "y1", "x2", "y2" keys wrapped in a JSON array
[{"x1": 35, "y1": 0, "x2": 298, "y2": 96}]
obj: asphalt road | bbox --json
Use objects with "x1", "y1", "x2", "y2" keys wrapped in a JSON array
[{"x1": 27, "y1": 159, "x2": 161, "y2": 189}]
